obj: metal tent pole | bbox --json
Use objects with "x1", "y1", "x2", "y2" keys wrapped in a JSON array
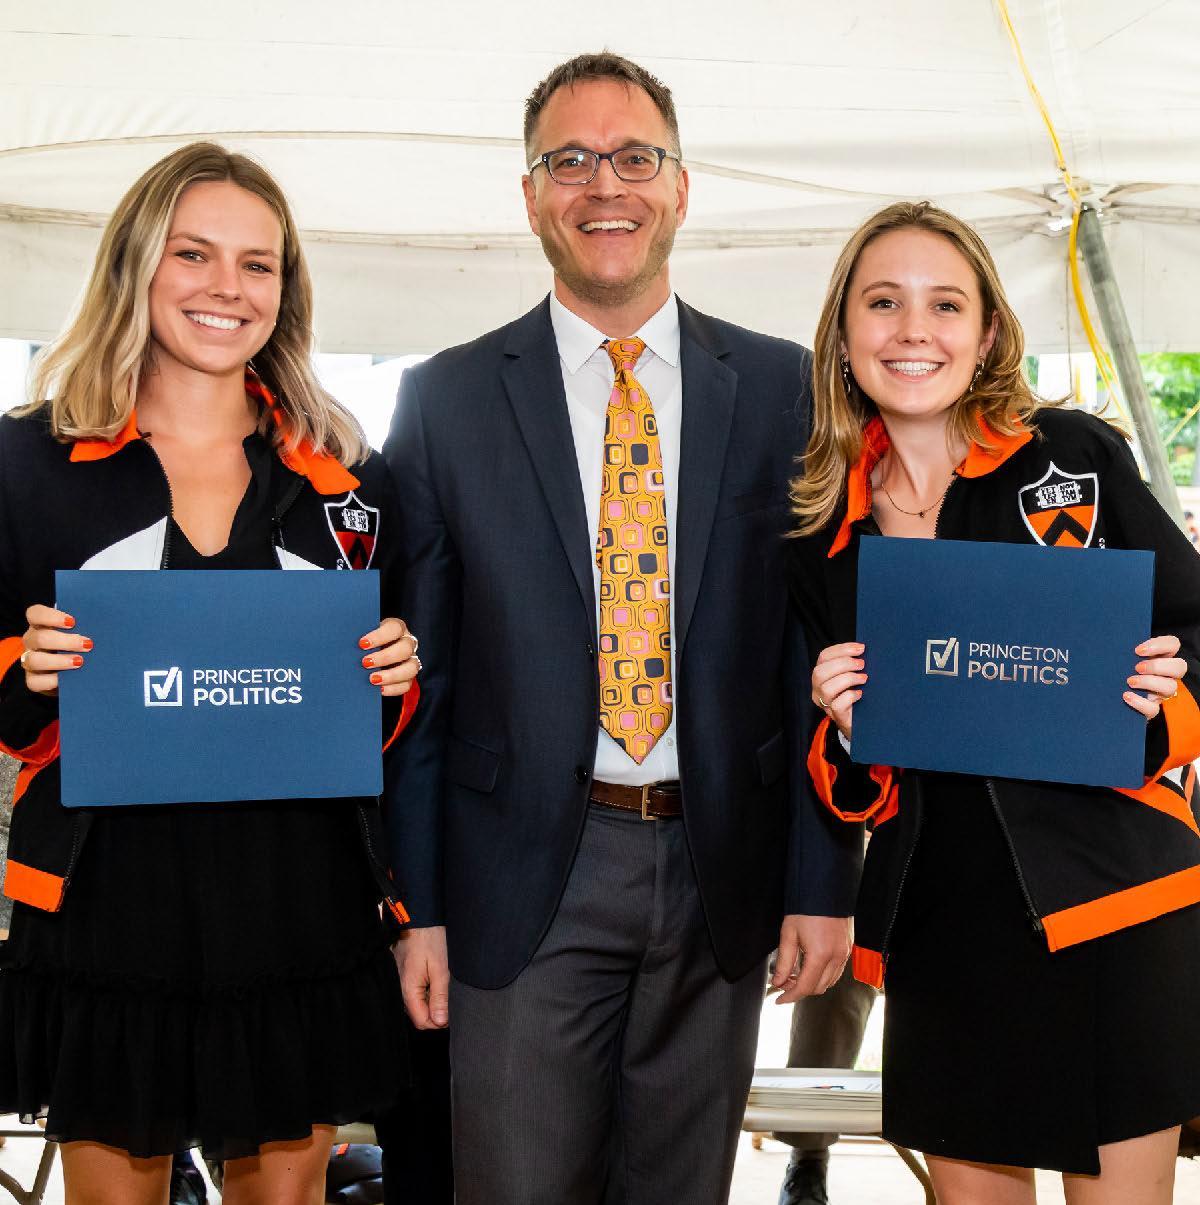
[{"x1": 1075, "y1": 206, "x2": 1184, "y2": 526}]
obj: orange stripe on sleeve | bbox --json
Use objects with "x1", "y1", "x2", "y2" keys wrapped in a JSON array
[
  {"x1": 0, "y1": 719, "x2": 59, "y2": 770},
  {"x1": 807, "y1": 715, "x2": 839, "y2": 807},
  {"x1": 382, "y1": 681, "x2": 420, "y2": 754},
  {"x1": 851, "y1": 945, "x2": 884, "y2": 989},
  {"x1": 1150, "y1": 683, "x2": 1200, "y2": 778},
  {"x1": 1116, "y1": 774, "x2": 1200, "y2": 837},
  {"x1": 0, "y1": 636, "x2": 22, "y2": 681},
  {"x1": 1042, "y1": 864, "x2": 1200, "y2": 952},
  {"x1": 806, "y1": 716, "x2": 895, "y2": 822},
  {"x1": 3, "y1": 859, "x2": 65, "y2": 912}
]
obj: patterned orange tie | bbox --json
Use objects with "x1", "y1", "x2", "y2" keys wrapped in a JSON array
[{"x1": 597, "y1": 337, "x2": 672, "y2": 764}]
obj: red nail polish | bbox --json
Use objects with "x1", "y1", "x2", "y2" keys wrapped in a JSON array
[
  {"x1": 63, "y1": 616, "x2": 76, "y2": 629},
  {"x1": 362, "y1": 656, "x2": 374, "y2": 668},
  {"x1": 370, "y1": 673, "x2": 383, "y2": 685},
  {"x1": 81, "y1": 639, "x2": 93, "y2": 652},
  {"x1": 359, "y1": 637, "x2": 373, "y2": 650},
  {"x1": 71, "y1": 655, "x2": 83, "y2": 667}
]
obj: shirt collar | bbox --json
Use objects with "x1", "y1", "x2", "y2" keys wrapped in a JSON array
[{"x1": 549, "y1": 291, "x2": 680, "y2": 375}]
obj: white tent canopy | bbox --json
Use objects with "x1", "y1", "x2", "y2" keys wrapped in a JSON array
[{"x1": 2, "y1": 1, "x2": 1198, "y2": 355}]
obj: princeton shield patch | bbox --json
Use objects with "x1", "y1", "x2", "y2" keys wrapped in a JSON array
[
  {"x1": 1018, "y1": 463, "x2": 1098, "y2": 548},
  {"x1": 324, "y1": 491, "x2": 379, "y2": 569}
]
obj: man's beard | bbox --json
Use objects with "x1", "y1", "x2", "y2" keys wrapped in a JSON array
[{"x1": 539, "y1": 222, "x2": 677, "y2": 310}]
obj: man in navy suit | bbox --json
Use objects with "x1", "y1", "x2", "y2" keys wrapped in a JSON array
[{"x1": 383, "y1": 52, "x2": 860, "y2": 1205}]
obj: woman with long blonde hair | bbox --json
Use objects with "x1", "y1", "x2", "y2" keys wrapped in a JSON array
[
  {"x1": 788, "y1": 201, "x2": 1200, "y2": 1204},
  {"x1": 0, "y1": 142, "x2": 419, "y2": 1204}
]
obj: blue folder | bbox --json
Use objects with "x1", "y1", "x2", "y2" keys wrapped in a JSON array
[
  {"x1": 56, "y1": 569, "x2": 382, "y2": 806},
  {"x1": 851, "y1": 537, "x2": 1154, "y2": 788}
]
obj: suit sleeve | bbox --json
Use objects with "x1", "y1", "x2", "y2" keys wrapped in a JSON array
[
  {"x1": 780, "y1": 383, "x2": 863, "y2": 918},
  {"x1": 380, "y1": 367, "x2": 462, "y2": 928},
  {"x1": 0, "y1": 423, "x2": 59, "y2": 767},
  {"x1": 1095, "y1": 421, "x2": 1200, "y2": 787},
  {"x1": 373, "y1": 459, "x2": 420, "y2": 754}
]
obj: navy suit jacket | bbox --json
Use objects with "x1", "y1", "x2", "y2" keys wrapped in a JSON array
[{"x1": 382, "y1": 297, "x2": 861, "y2": 988}]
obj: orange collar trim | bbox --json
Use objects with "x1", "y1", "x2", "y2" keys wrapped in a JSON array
[
  {"x1": 69, "y1": 372, "x2": 360, "y2": 495},
  {"x1": 957, "y1": 418, "x2": 1033, "y2": 479},
  {"x1": 247, "y1": 372, "x2": 360, "y2": 496},
  {"x1": 827, "y1": 416, "x2": 1033, "y2": 558},
  {"x1": 69, "y1": 410, "x2": 142, "y2": 462}
]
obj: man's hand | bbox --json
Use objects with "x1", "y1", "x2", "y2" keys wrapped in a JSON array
[
  {"x1": 393, "y1": 925, "x2": 450, "y2": 1029},
  {"x1": 770, "y1": 914, "x2": 853, "y2": 1004}
]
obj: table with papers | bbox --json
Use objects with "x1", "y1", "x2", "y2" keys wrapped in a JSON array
[{"x1": 743, "y1": 1068, "x2": 934, "y2": 1203}]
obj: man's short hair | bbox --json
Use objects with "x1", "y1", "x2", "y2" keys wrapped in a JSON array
[{"x1": 523, "y1": 51, "x2": 681, "y2": 161}]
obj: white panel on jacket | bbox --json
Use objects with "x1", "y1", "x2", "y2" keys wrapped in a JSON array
[{"x1": 80, "y1": 519, "x2": 168, "y2": 570}]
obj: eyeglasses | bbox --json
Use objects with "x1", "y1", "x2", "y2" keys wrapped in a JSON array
[{"x1": 528, "y1": 146, "x2": 681, "y2": 185}]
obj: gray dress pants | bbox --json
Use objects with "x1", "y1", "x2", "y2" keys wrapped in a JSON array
[{"x1": 450, "y1": 803, "x2": 767, "y2": 1205}]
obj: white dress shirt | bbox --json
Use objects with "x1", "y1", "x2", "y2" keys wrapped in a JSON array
[{"x1": 549, "y1": 291, "x2": 682, "y2": 786}]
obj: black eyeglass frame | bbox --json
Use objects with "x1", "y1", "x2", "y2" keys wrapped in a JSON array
[{"x1": 527, "y1": 145, "x2": 682, "y2": 185}]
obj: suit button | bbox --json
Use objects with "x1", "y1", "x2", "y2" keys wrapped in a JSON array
[
  {"x1": 574, "y1": 766, "x2": 589, "y2": 783},
  {"x1": 586, "y1": 643, "x2": 596, "y2": 657}
]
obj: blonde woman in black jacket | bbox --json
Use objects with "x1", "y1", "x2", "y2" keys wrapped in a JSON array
[{"x1": 0, "y1": 143, "x2": 419, "y2": 1205}]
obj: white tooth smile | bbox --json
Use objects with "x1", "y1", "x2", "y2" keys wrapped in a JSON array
[
  {"x1": 580, "y1": 219, "x2": 639, "y2": 232},
  {"x1": 186, "y1": 312, "x2": 243, "y2": 331},
  {"x1": 885, "y1": 360, "x2": 941, "y2": 376}
]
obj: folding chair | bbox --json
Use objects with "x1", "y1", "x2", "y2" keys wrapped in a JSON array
[{"x1": 0, "y1": 1122, "x2": 58, "y2": 1205}]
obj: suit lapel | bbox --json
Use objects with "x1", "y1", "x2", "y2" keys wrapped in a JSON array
[
  {"x1": 500, "y1": 300, "x2": 597, "y2": 637},
  {"x1": 674, "y1": 302, "x2": 737, "y2": 652}
]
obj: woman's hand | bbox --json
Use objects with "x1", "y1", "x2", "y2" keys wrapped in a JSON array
[
  {"x1": 360, "y1": 617, "x2": 420, "y2": 697},
  {"x1": 1124, "y1": 635, "x2": 1187, "y2": 720},
  {"x1": 812, "y1": 642, "x2": 866, "y2": 740},
  {"x1": 21, "y1": 605, "x2": 91, "y2": 698}
]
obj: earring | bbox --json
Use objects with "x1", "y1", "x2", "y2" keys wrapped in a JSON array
[
  {"x1": 970, "y1": 358, "x2": 985, "y2": 393},
  {"x1": 840, "y1": 355, "x2": 853, "y2": 400}
]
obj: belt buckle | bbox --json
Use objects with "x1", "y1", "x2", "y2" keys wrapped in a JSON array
[{"x1": 640, "y1": 783, "x2": 656, "y2": 821}]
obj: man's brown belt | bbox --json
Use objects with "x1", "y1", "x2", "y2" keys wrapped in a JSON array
[{"x1": 589, "y1": 779, "x2": 683, "y2": 820}]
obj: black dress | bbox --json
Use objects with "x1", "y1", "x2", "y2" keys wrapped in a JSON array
[
  {"x1": 0, "y1": 435, "x2": 407, "y2": 1159},
  {"x1": 882, "y1": 771, "x2": 1200, "y2": 1174}
]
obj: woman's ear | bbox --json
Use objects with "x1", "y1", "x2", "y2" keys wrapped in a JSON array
[{"x1": 980, "y1": 312, "x2": 999, "y2": 360}]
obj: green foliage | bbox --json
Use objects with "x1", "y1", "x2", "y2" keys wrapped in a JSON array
[{"x1": 1142, "y1": 353, "x2": 1200, "y2": 485}]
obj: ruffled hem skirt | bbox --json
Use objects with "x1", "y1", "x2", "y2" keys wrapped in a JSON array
[{"x1": 0, "y1": 797, "x2": 408, "y2": 1160}]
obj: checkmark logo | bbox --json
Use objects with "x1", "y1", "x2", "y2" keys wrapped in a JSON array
[
  {"x1": 925, "y1": 638, "x2": 959, "y2": 677},
  {"x1": 144, "y1": 667, "x2": 183, "y2": 707}
]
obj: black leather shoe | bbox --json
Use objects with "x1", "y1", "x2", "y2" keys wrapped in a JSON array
[{"x1": 778, "y1": 1152, "x2": 830, "y2": 1205}]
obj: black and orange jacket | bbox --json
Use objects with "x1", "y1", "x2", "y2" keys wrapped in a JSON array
[
  {"x1": 0, "y1": 375, "x2": 416, "y2": 923},
  {"x1": 788, "y1": 407, "x2": 1200, "y2": 989}
]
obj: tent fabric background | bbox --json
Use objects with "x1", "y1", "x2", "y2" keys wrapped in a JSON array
[{"x1": 1, "y1": 1, "x2": 1197, "y2": 353}]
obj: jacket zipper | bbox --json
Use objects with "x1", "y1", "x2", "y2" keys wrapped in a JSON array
[
  {"x1": 985, "y1": 778, "x2": 1044, "y2": 934},
  {"x1": 59, "y1": 811, "x2": 91, "y2": 901},
  {"x1": 878, "y1": 784, "x2": 923, "y2": 965},
  {"x1": 932, "y1": 474, "x2": 959, "y2": 539},
  {"x1": 272, "y1": 477, "x2": 305, "y2": 553},
  {"x1": 139, "y1": 439, "x2": 176, "y2": 568}
]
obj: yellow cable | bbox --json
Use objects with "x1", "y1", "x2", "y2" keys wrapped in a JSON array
[
  {"x1": 1166, "y1": 397, "x2": 1200, "y2": 446},
  {"x1": 995, "y1": 0, "x2": 1129, "y2": 420}
]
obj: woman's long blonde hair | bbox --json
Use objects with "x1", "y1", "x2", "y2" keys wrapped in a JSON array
[
  {"x1": 19, "y1": 141, "x2": 366, "y2": 465},
  {"x1": 790, "y1": 201, "x2": 1042, "y2": 536}
]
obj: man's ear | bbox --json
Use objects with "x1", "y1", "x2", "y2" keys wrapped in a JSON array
[
  {"x1": 674, "y1": 165, "x2": 690, "y2": 228},
  {"x1": 522, "y1": 175, "x2": 540, "y2": 237}
]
